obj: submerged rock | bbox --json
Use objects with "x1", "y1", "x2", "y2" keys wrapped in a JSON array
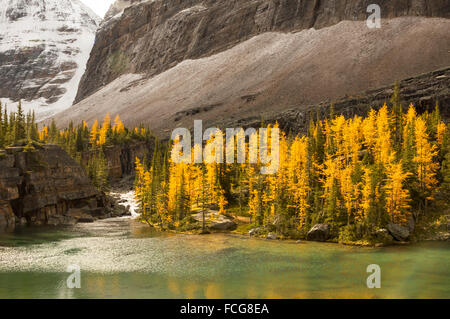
[
  {"x1": 307, "y1": 224, "x2": 330, "y2": 242},
  {"x1": 47, "y1": 215, "x2": 77, "y2": 226}
]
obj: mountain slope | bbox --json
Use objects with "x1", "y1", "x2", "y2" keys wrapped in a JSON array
[
  {"x1": 54, "y1": 15, "x2": 450, "y2": 137},
  {"x1": 74, "y1": 0, "x2": 450, "y2": 103},
  {"x1": 0, "y1": 0, "x2": 100, "y2": 119}
]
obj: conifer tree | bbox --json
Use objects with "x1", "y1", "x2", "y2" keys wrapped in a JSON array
[
  {"x1": 49, "y1": 119, "x2": 58, "y2": 143},
  {"x1": 390, "y1": 82, "x2": 403, "y2": 154},
  {"x1": 0, "y1": 102, "x2": 4, "y2": 147},
  {"x1": 414, "y1": 116, "x2": 440, "y2": 209},
  {"x1": 90, "y1": 120, "x2": 99, "y2": 145},
  {"x1": 440, "y1": 129, "x2": 450, "y2": 200},
  {"x1": 385, "y1": 162, "x2": 411, "y2": 224},
  {"x1": 14, "y1": 100, "x2": 26, "y2": 143}
]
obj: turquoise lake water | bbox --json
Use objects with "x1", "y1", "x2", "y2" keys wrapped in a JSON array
[{"x1": 0, "y1": 218, "x2": 448, "y2": 299}]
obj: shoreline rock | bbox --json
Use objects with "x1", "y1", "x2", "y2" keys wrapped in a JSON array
[
  {"x1": 307, "y1": 224, "x2": 330, "y2": 242},
  {"x1": 192, "y1": 211, "x2": 237, "y2": 231},
  {"x1": 387, "y1": 223, "x2": 410, "y2": 242},
  {"x1": 0, "y1": 145, "x2": 131, "y2": 231}
]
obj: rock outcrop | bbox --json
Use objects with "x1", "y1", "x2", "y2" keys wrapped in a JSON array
[
  {"x1": 247, "y1": 67, "x2": 450, "y2": 137},
  {"x1": 0, "y1": 144, "x2": 126, "y2": 231},
  {"x1": 0, "y1": 0, "x2": 100, "y2": 120}
]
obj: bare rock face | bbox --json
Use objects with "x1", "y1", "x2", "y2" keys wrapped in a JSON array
[
  {"x1": 0, "y1": 0, "x2": 100, "y2": 120},
  {"x1": 0, "y1": 145, "x2": 103, "y2": 230},
  {"x1": 0, "y1": 200, "x2": 15, "y2": 231},
  {"x1": 253, "y1": 67, "x2": 450, "y2": 137},
  {"x1": 75, "y1": 0, "x2": 450, "y2": 103}
]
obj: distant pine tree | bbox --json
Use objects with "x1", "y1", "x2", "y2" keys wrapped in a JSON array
[
  {"x1": 49, "y1": 119, "x2": 58, "y2": 143},
  {"x1": 14, "y1": 100, "x2": 26, "y2": 143},
  {"x1": 0, "y1": 102, "x2": 4, "y2": 147},
  {"x1": 390, "y1": 82, "x2": 403, "y2": 156}
]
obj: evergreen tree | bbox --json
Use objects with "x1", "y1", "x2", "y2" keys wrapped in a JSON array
[
  {"x1": 14, "y1": 100, "x2": 26, "y2": 143},
  {"x1": 49, "y1": 119, "x2": 58, "y2": 143},
  {"x1": 390, "y1": 82, "x2": 403, "y2": 155}
]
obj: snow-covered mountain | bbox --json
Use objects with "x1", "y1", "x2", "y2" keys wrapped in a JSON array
[{"x1": 0, "y1": 0, "x2": 100, "y2": 119}]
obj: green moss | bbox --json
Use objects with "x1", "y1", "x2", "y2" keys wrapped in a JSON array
[
  {"x1": 234, "y1": 223, "x2": 255, "y2": 234},
  {"x1": 23, "y1": 144, "x2": 36, "y2": 153},
  {"x1": 108, "y1": 50, "x2": 129, "y2": 75}
]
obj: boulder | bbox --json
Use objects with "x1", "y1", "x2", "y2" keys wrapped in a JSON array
[
  {"x1": 66, "y1": 208, "x2": 95, "y2": 223},
  {"x1": 374, "y1": 228, "x2": 394, "y2": 244},
  {"x1": 111, "y1": 204, "x2": 131, "y2": 217},
  {"x1": 307, "y1": 224, "x2": 330, "y2": 242},
  {"x1": 407, "y1": 215, "x2": 415, "y2": 232},
  {"x1": 249, "y1": 227, "x2": 261, "y2": 237},
  {"x1": 266, "y1": 232, "x2": 277, "y2": 240},
  {"x1": 193, "y1": 211, "x2": 237, "y2": 231},
  {"x1": 387, "y1": 223, "x2": 410, "y2": 241},
  {"x1": 210, "y1": 220, "x2": 236, "y2": 231}
]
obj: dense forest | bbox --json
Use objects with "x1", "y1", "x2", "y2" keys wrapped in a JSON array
[
  {"x1": 0, "y1": 101, "x2": 153, "y2": 192},
  {"x1": 1, "y1": 86, "x2": 449, "y2": 243},
  {"x1": 134, "y1": 87, "x2": 449, "y2": 242}
]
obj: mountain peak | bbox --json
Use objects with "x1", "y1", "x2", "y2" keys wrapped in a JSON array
[{"x1": 0, "y1": 0, "x2": 100, "y2": 119}]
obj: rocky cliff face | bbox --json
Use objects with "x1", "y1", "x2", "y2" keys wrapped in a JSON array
[
  {"x1": 248, "y1": 67, "x2": 450, "y2": 136},
  {"x1": 80, "y1": 140, "x2": 155, "y2": 179},
  {"x1": 0, "y1": 0, "x2": 100, "y2": 120},
  {"x1": 0, "y1": 145, "x2": 104, "y2": 231},
  {"x1": 75, "y1": 0, "x2": 450, "y2": 103}
]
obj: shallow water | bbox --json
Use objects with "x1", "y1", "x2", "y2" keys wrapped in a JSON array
[{"x1": 0, "y1": 218, "x2": 448, "y2": 299}]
